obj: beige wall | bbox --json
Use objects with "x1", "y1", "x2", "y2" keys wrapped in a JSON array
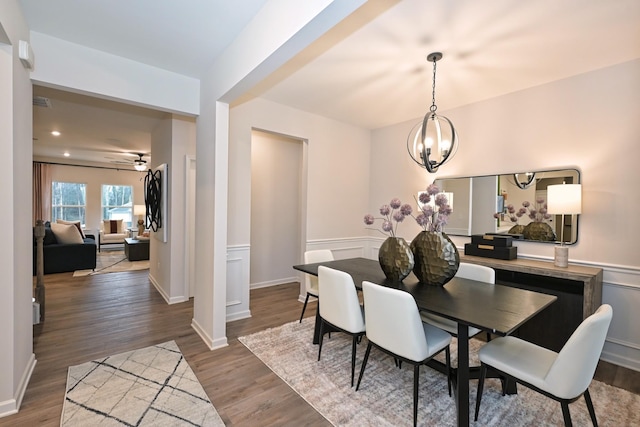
[
  {"x1": 250, "y1": 130, "x2": 302, "y2": 287},
  {"x1": 149, "y1": 115, "x2": 196, "y2": 303},
  {"x1": 229, "y1": 98, "x2": 372, "y2": 247},
  {"x1": 371, "y1": 59, "x2": 640, "y2": 266},
  {"x1": 0, "y1": 0, "x2": 34, "y2": 416},
  {"x1": 33, "y1": 160, "x2": 147, "y2": 234}
]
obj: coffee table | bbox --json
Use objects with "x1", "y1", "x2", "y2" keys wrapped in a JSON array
[{"x1": 124, "y1": 238, "x2": 149, "y2": 261}]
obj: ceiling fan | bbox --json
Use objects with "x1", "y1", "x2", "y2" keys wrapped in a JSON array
[{"x1": 133, "y1": 153, "x2": 147, "y2": 171}]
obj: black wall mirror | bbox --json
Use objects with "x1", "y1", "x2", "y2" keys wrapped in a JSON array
[{"x1": 435, "y1": 168, "x2": 581, "y2": 244}]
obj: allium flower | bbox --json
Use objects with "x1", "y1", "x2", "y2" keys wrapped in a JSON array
[
  {"x1": 400, "y1": 204, "x2": 413, "y2": 216},
  {"x1": 496, "y1": 199, "x2": 552, "y2": 224},
  {"x1": 412, "y1": 184, "x2": 453, "y2": 232},
  {"x1": 426, "y1": 184, "x2": 440, "y2": 196},
  {"x1": 418, "y1": 192, "x2": 431, "y2": 205},
  {"x1": 364, "y1": 198, "x2": 413, "y2": 237}
]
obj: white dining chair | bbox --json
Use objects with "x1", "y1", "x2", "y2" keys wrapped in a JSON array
[
  {"x1": 474, "y1": 304, "x2": 613, "y2": 426},
  {"x1": 299, "y1": 249, "x2": 334, "y2": 323},
  {"x1": 420, "y1": 262, "x2": 495, "y2": 339},
  {"x1": 317, "y1": 266, "x2": 366, "y2": 387},
  {"x1": 356, "y1": 281, "x2": 452, "y2": 427}
]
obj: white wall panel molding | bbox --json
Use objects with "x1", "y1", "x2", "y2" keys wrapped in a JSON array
[{"x1": 226, "y1": 245, "x2": 251, "y2": 322}]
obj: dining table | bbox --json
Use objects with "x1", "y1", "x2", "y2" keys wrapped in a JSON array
[{"x1": 293, "y1": 257, "x2": 557, "y2": 427}]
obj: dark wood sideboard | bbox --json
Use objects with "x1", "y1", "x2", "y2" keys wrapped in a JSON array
[{"x1": 460, "y1": 254, "x2": 603, "y2": 352}]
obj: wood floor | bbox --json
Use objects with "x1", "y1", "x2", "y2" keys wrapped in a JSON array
[{"x1": 3, "y1": 270, "x2": 639, "y2": 426}]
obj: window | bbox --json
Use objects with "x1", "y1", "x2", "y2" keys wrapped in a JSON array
[
  {"x1": 102, "y1": 185, "x2": 133, "y2": 228},
  {"x1": 52, "y1": 182, "x2": 86, "y2": 225}
]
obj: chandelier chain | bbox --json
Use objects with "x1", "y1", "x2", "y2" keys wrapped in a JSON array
[{"x1": 430, "y1": 57, "x2": 438, "y2": 113}]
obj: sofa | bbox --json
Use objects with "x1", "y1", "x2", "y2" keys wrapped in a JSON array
[{"x1": 32, "y1": 222, "x2": 97, "y2": 275}]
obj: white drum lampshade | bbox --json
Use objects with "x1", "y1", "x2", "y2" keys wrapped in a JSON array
[{"x1": 547, "y1": 184, "x2": 582, "y2": 267}]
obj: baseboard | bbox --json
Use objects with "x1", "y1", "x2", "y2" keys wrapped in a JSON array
[
  {"x1": 191, "y1": 318, "x2": 228, "y2": 350},
  {"x1": 0, "y1": 353, "x2": 36, "y2": 418},
  {"x1": 148, "y1": 273, "x2": 170, "y2": 303},
  {"x1": 250, "y1": 277, "x2": 298, "y2": 290},
  {"x1": 227, "y1": 309, "x2": 251, "y2": 322}
]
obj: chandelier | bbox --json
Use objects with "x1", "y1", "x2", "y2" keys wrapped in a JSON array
[{"x1": 407, "y1": 52, "x2": 458, "y2": 173}]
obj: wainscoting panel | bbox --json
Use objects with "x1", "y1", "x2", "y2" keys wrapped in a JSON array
[
  {"x1": 227, "y1": 245, "x2": 250, "y2": 322},
  {"x1": 297, "y1": 237, "x2": 373, "y2": 301},
  {"x1": 601, "y1": 266, "x2": 640, "y2": 371}
]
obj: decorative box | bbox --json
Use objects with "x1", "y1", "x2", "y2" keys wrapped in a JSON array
[
  {"x1": 471, "y1": 234, "x2": 514, "y2": 247},
  {"x1": 464, "y1": 243, "x2": 517, "y2": 260}
]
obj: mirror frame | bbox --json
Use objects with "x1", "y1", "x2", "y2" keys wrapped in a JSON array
[{"x1": 435, "y1": 168, "x2": 581, "y2": 244}]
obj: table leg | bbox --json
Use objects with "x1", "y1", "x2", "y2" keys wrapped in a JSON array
[{"x1": 456, "y1": 323, "x2": 470, "y2": 426}]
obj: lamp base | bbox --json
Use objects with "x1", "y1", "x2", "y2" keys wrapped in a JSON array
[{"x1": 554, "y1": 245, "x2": 569, "y2": 268}]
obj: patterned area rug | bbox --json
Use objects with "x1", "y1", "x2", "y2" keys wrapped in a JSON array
[
  {"x1": 61, "y1": 341, "x2": 224, "y2": 426},
  {"x1": 239, "y1": 318, "x2": 640, "y2": 427},
  {"x1": 73, "y1": 250, "x2": 149, "y2": 277}
]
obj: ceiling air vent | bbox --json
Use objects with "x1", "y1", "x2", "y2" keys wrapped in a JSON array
[{"x1": 33, "y1": 96, "x2": 52, "y2": 108}]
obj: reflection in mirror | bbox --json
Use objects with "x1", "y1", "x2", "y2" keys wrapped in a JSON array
[{"x1": 435, "y1": 168, "x2": 581, "y2": 244}]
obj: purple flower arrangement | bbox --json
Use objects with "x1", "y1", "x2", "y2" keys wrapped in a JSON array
[
  {"x1": 414, "y1": 184, "x2": 452, "y2": 232},
  {"x1": 494, "y1": 198, "x2": 551, "y2": 224},
  {"x1": 364, "y1": 184, "x2": 453, "y2": 236},
  {"x1": 364, "y1": 198, "x2": 413, "y2": 237}
]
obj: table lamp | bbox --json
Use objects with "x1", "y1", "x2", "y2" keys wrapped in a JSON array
[
  {"x1": 133, "y1": 204, "x2": 146, "y2": 237},
  {"x1": 546, "y1": 184, "x2": 582, "y2": 267}
]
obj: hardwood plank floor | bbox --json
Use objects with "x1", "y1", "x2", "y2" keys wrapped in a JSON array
[{"x1": 3, "y1": 270, "x2": 638, "y2": 426}]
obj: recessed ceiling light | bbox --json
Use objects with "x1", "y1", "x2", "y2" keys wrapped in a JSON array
[
  {"x1": 63, "y1": 152, "x2": 70, "y2": 157},
  {"x1": 51, "y1": 131, "x2": 61, "y2": 136}
]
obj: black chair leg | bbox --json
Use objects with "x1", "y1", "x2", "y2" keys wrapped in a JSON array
[
  {"x1": 355, "y1": 342, "x2": 372, "y2": 391},
  {"x1": 299, "y1": 293, "x2": 311, "y2": 323},
  {"x1": 561, "y1": 401, "x2": 573, "y2": 427},
  {"x1": 583, "y1": 389, "x2": 598, "y2": 427},
  {"x1": 445, "y1": 347, "x2": 451, "y2": 397},
  {"x1": 351, "y1": 335, "x2": 358, "y2": 387},
  {"x1": 413, "y1": 364, "x2": 419, "y2": 427},
  {"x1": 317, "y1": 319, "x2": 325, "y2": 361},
  {"x1": 474, "y1": 363, "x2": 487, "y2": 422}
]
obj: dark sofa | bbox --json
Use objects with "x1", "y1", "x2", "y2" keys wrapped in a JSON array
[{"x1": 32, "y1": 224, "x2": 97, "y2": 275}]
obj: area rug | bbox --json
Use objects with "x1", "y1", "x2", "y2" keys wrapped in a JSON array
[
  {"x1": 61, "y1": 341, "x2": 224, "y2": 426},
  {"x1": 239, "y1": 318, "x2": 640, "y2": 427},
  {"x1": 73, "y1": 250, "x2": 149, "y2": 277}
]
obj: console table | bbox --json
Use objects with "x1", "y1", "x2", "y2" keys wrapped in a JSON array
[{"x1": 460, "y1": 254, "x2": 603, "y2": 351}]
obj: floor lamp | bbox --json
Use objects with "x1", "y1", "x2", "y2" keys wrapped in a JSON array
[{"x1": 547, "y1": 184, "x2": 582, "y2": 267}]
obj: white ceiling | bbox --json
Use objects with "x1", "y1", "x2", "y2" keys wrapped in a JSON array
[{"x1": 21, "y1": 0, "x2": 640, "y2": 165}]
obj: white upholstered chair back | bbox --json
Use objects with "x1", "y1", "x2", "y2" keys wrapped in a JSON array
[
  {"x1": 544, "y1": 304, "x2": 613, "y2": 399},
  {"x1": 456, "y1": 262, "x2": 495, "y2": 283},
  {"x1": 317, "y1": 266, "x2": 364, "y2": 334},
  {"x1": 362, "y1": 281, "x2": 429, "y2": 362},
  {"x1": 421, "y1": 262, "x2": 495, "y2": 336},
  {"x1": 304, "y1": 250, "x2": 334, "y2": 296}
]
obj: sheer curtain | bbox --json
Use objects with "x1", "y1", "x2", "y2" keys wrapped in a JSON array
[{"x1": 33, "y1": 162, "x2": 52, "y2": 224}]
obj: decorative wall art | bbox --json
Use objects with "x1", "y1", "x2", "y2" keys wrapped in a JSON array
[{"x1": 144, "y1": 163, "x2": 168, "y2": 243}]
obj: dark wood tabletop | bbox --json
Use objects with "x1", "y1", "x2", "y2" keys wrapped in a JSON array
[{"x1": 294, "y1": 257, "x2": 556, "y2": 337}]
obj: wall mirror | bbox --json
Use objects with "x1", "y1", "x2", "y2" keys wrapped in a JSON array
[{"x1": 435, "y1": 168, "x2": 581, "y2": 244}]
